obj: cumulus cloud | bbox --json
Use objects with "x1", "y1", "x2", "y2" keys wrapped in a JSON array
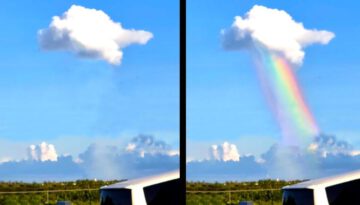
[
  {"x1": 27, "y1": 142, "x2": 58, "y2": 162},
  {"x1": 308, "y1": 134, "x2": 360, "y2": 157},
  {"x1": 210, "y1": 142, "x2": 240, "y2": 162},
  {"x1": 79, "y1": 134, "x2": 179, "y2": 179},
  {"x1": 260, "y1": 144, "x2": 317, "y2": 179},
  {"x1": 261, "y1": 138, "x2": 360, "y2": 179},
  {"x1": 0, "y1": 135, "x2": 178, "y2": 181},
  {"x1": 78, "y1": 143, "x2": 121, "y2": 180},
  {"x1": 187, "y1": 135, "x2": 360, "y2": 181},
  {"x1": 125, "y1": 135, "x2": 179, "y2": 157},
  {"x1": 221, "y1": 5, "x2": 334, "y2": 65},
  {"x1": 38, "y1": 5, "x2": 153, "y2": 65}
]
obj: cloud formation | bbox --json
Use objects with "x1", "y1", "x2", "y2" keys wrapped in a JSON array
[
  {"x1": 308, "y1": 134, "x2": 360, "y2": 157},
  {"x1": 210, "y1": 142, "x2": 240, "y2": 162},
  {"x1": 38, "y1": 5, "x2": 153, "y2": 65},
  {"x1": 188, "y1": 136, "x2": 360, "y2": 181},
  {"x1": 0, "y1": 156, "x2": 84, "y2": 182},
  {"x1": 221, "y1": 5, "x2": 334, "y2": 65},
  {"x1": 187, "y1": 155, "x2": 267, "y2": 182},
  {"x1": 79, "y1": 135, "x2": 179, "y2": 179},
  {"x1": 125, "y1": 134, "x2": 179, "y2": 157},
  {"x1": 27, "y1": 142, "x2": 58, "y2": 162},
  {"x1": 0, "y1": 135, "x2": 178, "y2": 181}
]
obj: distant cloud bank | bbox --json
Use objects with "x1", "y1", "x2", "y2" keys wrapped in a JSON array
[
  {"x1": 0, "y1": 135, "x2": 178, "y2": 182},
  {"x1": 38, "y1": 5, "x2": 153, "y2": 65},
  {"x1": 221, "y1": 5, "x2": 334, "y2": 65},
  {"x1": 187, "y1": 134, "x2": 360, "y2": 182}
]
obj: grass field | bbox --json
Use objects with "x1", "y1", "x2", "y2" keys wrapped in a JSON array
[
  {"x1": 186, "y1": 179, "x2": 302, "y2": 205},
  {"x1": 0, "y1": 180, "x2": 119, "y2": 205}
]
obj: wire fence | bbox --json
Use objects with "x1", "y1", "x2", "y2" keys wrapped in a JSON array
[
  {"x1": 186, "y1": 188, "x2": 283, "y2": 205},
  {"x1": 0, "y1": 188, "x2": 100, "y2": 205},
  {"x1": 0, "y1": 187, "x2": 284, "y2": 205}
]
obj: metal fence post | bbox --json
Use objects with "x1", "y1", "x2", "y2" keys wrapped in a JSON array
[{"x1": 229, "y1": 191, "x2": 231, "y2": 204}]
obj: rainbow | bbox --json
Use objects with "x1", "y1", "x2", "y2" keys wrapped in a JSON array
[{"x1": 253, "y1": 46, "x2": 319, "y2": 146}]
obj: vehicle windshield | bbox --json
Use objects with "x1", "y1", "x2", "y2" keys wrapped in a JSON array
[
  {"x1": 326, "y1": 178, "x2": 360, "y2": 205},
  {"x1": 100, "y1": 188, "x2": 132, "y2": 205},
  {"x1": 143, "y1": 178, "x2": 180, "y2": 205},
  {"x1": 282, "y1": 189, "x2": 314, "y2": 205}
]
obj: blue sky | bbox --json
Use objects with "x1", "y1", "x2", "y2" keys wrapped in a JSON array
[
  {"x1": 0, "y1": 0, "x2": 179, "y2": 178},
  {"x1": 187, "y1": 0, "x2": 360, "y2": 160}
]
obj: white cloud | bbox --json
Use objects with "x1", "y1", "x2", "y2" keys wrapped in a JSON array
[
  {"x1": 187, "y1": 134, "x2": 360, "y2": 181},
  {"x1": 210, "y1": 145, "x2": 219, "y2": 160},
  {"x1": 27, "y1": 142, "x2": 58, "y2": 162},
  {"x1": 221, "y1": 5, "x2": 334, "y2": 65},
  {"x1": 78, "y1": 135, "x2": 179, "y2": 179},
  {"x1": 38, "y1": 5, "x2": 153, "y2": 65},
  {"x1": 125, "y1": 135, "x2": 179, "y2": 158},
  {"x1": 0, "y1": 135, "x2": 178, "y2": 181},
  {"x1": 350, "y1": 150, "x2": 360, "y2": 156},
  {"x1": 125, "y1": 143, "x2": 136, "y2": 152},
  {"x1": 167, "y1": 150, "x2": 180, "y2": 156},
  {"x1": 0, "y1": 157, "x2": 12, "y2": 164},
  {"x1": 210, "y1": 142, "x2": 240, "y2": 162},
  {"x1": 308, "y1": 134, "x2": 360, "y2": 157}
]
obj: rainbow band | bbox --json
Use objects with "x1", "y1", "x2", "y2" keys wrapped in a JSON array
[
  {"x1": 271, "y1": 56, "x2": 319, "y2": 135},
  {"x1": 253, "y1": 46, "x2": 319, "y2": 145}
]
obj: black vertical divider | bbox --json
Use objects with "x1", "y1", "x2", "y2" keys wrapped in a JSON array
[{"x1": 180, "y1": 0, "x2": 186, "y2": 204}]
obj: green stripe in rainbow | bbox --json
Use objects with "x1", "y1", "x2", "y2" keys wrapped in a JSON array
[
  {"x1": 271, "y1": 55, "x2": 319, "y2": 135},
  {"x1": 253, "y1": 46, "x2": 319, "y2": 145}
]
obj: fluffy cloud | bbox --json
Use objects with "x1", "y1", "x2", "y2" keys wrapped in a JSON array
[
  {"x1": 260, "y1": 144, "x2": 316, "y2": 179},
  {"x1": 308, "y1": 134, "x2": 360, "y2": 157},
  {"x1": 187, "y1": 136, "x2": 360, "y2": 181},
  {"x1": 0, "y1": 135, "x2": 178, "y2": 181},
  {"x1": 27, "y1": 142, "x2": 58, "y2": 162},
  {"x1": 221, "y1": 5, "x2": 334, "y2": 65},
  {"x1": 210, "y1": 142, "x2": 240, "y2": 162},
  {"x1": 79, "y1": 135, "x2": 179, "y2": 179},
  {"x1": 38, "y1": 5, "x2": 153, "y2": 65},
  {"x1": 261, "y1": 138, "x2": 360, "y2": 179},
  {"x1": 125, "y1": 134, "x2": 179, "y2": 157}
]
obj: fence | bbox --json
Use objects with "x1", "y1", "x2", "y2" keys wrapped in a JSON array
[
  {"x1": 0, "y1": 187, "x2": 284, "y2": 205},
  {"x1": 186, "y1": 188, "x2": 283, "y2": 205},
  {"x1": 0, "y1": 188, "x2": 100, "y2": 205}
]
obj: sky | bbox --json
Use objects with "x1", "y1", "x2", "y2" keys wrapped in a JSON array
[
  {"x1": 0, "y1": 0, "x2": 179, "y2": 181},
  {"x1": 187, "y1": 0, "x2": 360, "y2": 181}
]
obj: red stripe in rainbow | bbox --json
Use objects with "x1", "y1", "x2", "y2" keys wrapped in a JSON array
[
  {"x1": 253, "y1": 46, "x2": 319, "y2": 144},
  {"x1": 271, "y1": 55, "x2": 319, "y2": 135}
]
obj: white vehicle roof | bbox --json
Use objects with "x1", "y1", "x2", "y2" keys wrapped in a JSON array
[
  {"x1": 283, "y1": 169, "x2": 360, "y2": 190},
  {"x1": 100, "y1": 170, "x2": 179, "y2": 190}
]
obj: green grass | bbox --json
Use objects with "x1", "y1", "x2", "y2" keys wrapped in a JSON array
[
  {"x1": 186, "y1": 179, "x2": 303, "y2": 205},
  {"x1": 0, "y1": 180, "x2": 121, "y2": 205}
]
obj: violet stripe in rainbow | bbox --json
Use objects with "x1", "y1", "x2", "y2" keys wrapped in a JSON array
[{"x1": 253, "y1": 46, "x2": 319, "y2": 145}]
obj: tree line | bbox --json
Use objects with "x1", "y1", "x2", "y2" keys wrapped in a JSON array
[
  {"x1": 0, "y1": 179, "x2": 121, "y2": 205},
  {"x1": 186, "y1": 179, "x2": 303, "y2": 205}
]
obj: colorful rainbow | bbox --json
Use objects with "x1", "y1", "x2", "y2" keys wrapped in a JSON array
[{"x1": 253, "y1": 46, "x2": 319, "y2": 145}]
